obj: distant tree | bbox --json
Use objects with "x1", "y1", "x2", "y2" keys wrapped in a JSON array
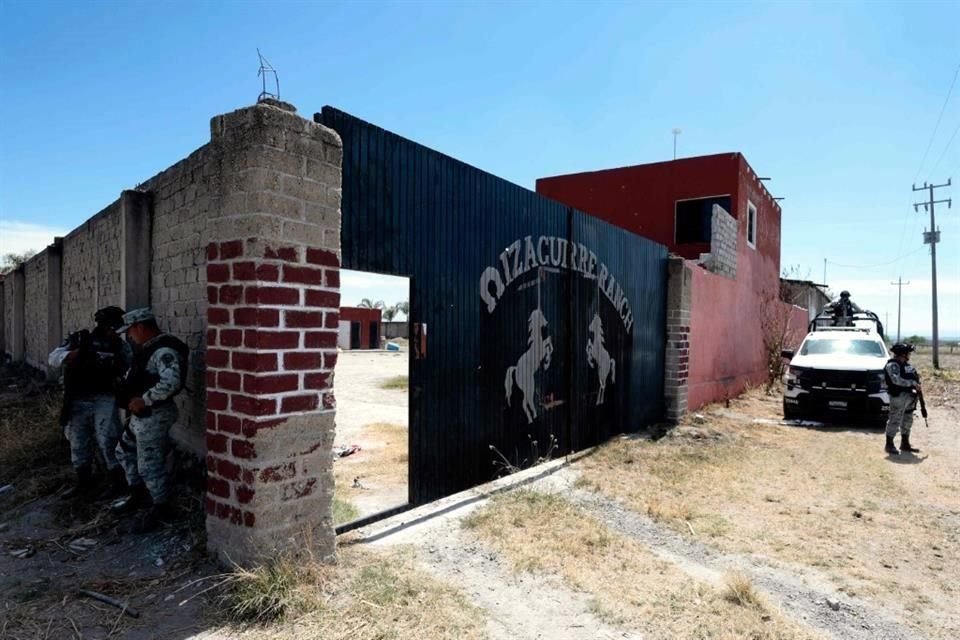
[
  {"x1": 383, "y1": 307, "x2": 397, "y2": 322},
  {"x1": 902, "y1": 335, "x2": 928, "y2": 346},
  {"x1": 0, "y1": 250, "x2": 36, "y2": 274},
  {"x1": 357, "y1": 298, "x2": 385, "y2": 310},
  {"x1": 394, "y1": 301, "x2": 409, "y2": 317}
]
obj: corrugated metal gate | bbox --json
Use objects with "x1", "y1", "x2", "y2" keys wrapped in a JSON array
[{"x1": 317, "y1": 107, "x2": 667, "y2": 507}]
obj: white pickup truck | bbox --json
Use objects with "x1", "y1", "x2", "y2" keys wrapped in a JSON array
[{"x1": 781, "y1": 327, "x2": 890, "y2": 425}]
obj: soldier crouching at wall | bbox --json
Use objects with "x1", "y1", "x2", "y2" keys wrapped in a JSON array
[
  {"x1": 48, "y1": 306, "x2": 130, "y2": 500},
  {"x1": 111, "y1": 308, "x2": 189, "y2": 533}
]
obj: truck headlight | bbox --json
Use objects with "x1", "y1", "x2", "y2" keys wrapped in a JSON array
[{"x1": 784, "y1": 366, "x2": 804, "y2": 387}]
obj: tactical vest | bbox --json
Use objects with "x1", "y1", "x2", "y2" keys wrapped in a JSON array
[
  {"x1": 884, "y1": 358, "x2": 918, "y2": 396},
  {"x1": 123, "y1": 334, "x2": 190, "y2": 403},
  {"x1": 64, "y1": 329, "x2": 126, "y2": 397}
]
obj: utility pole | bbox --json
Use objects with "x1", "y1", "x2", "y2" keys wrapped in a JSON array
[
  {"x1": 889, "y1": 277, "x2": 910, "y2": 343},
  {"x1": 823, "y1": 258, "x2": 827, "y2": 287},
  {"x1": 672, "y1": 128, "x2": 682, "y2": 159},
  {"x1": 912, "y1": 179, "x2": 952, "y2": 369}
]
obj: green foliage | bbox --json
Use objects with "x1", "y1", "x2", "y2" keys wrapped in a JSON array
[{"x1": 0, "y1": 250, "x2": 36, "y2": 274}]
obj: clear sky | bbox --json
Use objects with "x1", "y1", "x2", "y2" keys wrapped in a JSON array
[{"x1": 1, "y1": 0, "x2": 958, "y2": 338}]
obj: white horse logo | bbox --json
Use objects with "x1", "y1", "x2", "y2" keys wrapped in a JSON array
[
  {"x1": 505, "y1": 309, "x2": 554, "y2": 423},
  {"x1": 586, "y1": 314, "x2": 615, "y2": 405}
]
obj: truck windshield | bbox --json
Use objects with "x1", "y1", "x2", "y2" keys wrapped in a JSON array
[{"x1": 800, "y1": 339, "x2": 886, "y2": 357}]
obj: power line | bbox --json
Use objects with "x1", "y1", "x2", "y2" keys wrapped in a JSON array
[
  {"x1": 912, "y1": 179, "x2": 952, "y2": 370},
  {"x1": 929, "y1": 120, "x2": 960, "y2": 177},
  {"x1": 914, "y1": 62, "x2": 960, "y2": 183}
]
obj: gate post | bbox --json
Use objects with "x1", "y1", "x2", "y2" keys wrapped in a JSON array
[
  {"x1": 665, "y1": 257, "x2": 692, "y2": 422},
  {"x1": 203, "y1": 102, "x2": 342, "y2": 565}
]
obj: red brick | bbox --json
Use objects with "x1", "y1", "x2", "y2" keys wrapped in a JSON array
[
  {"x1": 219, "y1": 240, "x2": 244, "y2": 259},
  {"x1": 231, "y1": 394, "x2": 277, "y2": 417},
  {"x1": 256, "y1": 264, "x2": 280, "y2": 282},
  {"x1": 205, "y1": 497, "x2": 217, "y2": 515},
  {"x1": 218, "y1": 371, "x2": 242, "y2": 391},
  {"x1": 207, "y1": 286, "x2": 218, "y2": 305},
  {"x1": 218, "y1": 413, "x2": 242, "y2": 434},
  {"x1": 230, "y1": 507, "x2": 243, "y2": 525},
  {"x1": 220, "y1": 328, "x2": 243, "y2": 347},
  {"x1": 236, "y1": 485, "x2": 255, "y2": 504},
  {"x1": 283, "y1": 478, "x2": 317, "y2": 500},
  {"x1": 281, "y1": 394, "x2": 319, "y2": 413},
  {"x1": 240, "y1": 417, "x2": 286, "y2": 438},
  {"x1": 324, "y1": 352, "x2": 339, "y2": 369},
  {"x1": 207, "y1": 477, "x2": 230, "y2": 498},
  {"x1": 205, "y1": 370, "x2": 218, "y2": 389},
  {"x1": 206, "y1": 433, "x2": 228, "y2": 454},
  {"x1": 243, "y1": 512, "x2": 255, "y2": 527},
  {"x1": 207, "y1": 328, "x2": 217, "y2": 346},
  {"x1": 285, "y1": 310, "x2": 323, "y2": 328},
  {"x1": 234, "y1": 307, "x2": 280, "y2": 327},
  {"x1": 207, "y1": 391, "x2": 229, "y2": 411},
  {"x1": 215, "y1": 501, "x2": 231, "y2": 520},
  {"x1": 208, "y1": 307, "x2": 230, "y2": 325},
  {"x1": 206, "y1": 243, "x2": 219, "y2": 261},
  {"x1": 323, "y1": 392, "x2": 336, "y2": 409},
  {"x1": 232, "y1": 438, "x2": 257, "y2": 459},
  {"x1": 249, "y1": 286, "x2": 300, "y2": 306},
  {"x1": 205, "y1": 411, "x2": 217, "y2": 430},
  {"x1": 233, "y1": 261, "x2": 257, "y2": 281},
  {"x1": 232, "y1": 351, "x2": 278, "y2": 372},
  {"x1": 326, "y1": 269, "x2": 340, "y2": 288},
  {"x1": 207, "y1": 263, "x2": 230, "y2": 283},
  {"x1": 264, "y1": 246, "x2": 298, "y2": 262},
  {"x1": 244, "y1": 373, "x2": 299, "y2": 394},
  {"x1": 282, "y1": 265, "x2": 324, "y2": 285},
  {"x1": 284, "y1": 352, "x2": 323, "y2": 370},
  {"x1": 260, "y1": 462, "x2": 296, "y2": 483},
  {"x1": 205, "y1": 454, "x2": 218, "y2": 473},
  {"x1": 206, "y1": 348, "x2": 229, "y2": 368},
  {"x1": 306, "y1": 248, "x2": 339, "y2": 267},
  {"x1": 217, "y1": 458, "x2": 242, "y2": 481},
  {"x1": 304, "y1": 372, "x2": 330, "y2": 390},
  {"x1": 324, "y1": 312, "x2": 339, "y2": 329},
  {"x1": 305, "y1": 289, "x2": 340, "y2": 308},
  {"x1": 305, "y1": 331, "x2": 337, "y2": 349},
  {"x1": 245, "y1": 330, "x2": 299, "y2": 349},
  {"x1": 219, "y1": 285, "x2": 244, "y2": 305}
]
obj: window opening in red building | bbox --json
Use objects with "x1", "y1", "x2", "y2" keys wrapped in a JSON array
[
  {"x1": 747, "y1": 200, "x2": 758, "y2": 248},
  {"x1": 334, "y1": 269, "x2": 411, "y2": 531},
  {"x1": 675, "y1": 195, "x2": 731, "y2": 244}
]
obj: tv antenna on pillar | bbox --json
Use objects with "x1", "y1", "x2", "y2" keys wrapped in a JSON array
[{"x1": 257, "y1": 49, "x2": 280, "y2": 102}]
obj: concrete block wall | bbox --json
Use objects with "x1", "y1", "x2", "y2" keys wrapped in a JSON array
[
  {"x1": 22, "y1": 252, "x2": 49, "y2": 370},
  {"x1": 61, "y1": 202, "x2": 123, "y2": 336},
  {"x1": 708, "y1": 204, "x2": 737, "y2": 278},
  {"x1": 202, "y1": 103, "x2": 342, "y2": 566},
  {"x1": 664, "y1": 256, "x2": 692, "y2": 422}
]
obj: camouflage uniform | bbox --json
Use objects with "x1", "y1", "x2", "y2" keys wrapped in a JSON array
[
  {"x1": 115, "y1": 335, "x2": 183, "y2": 506},
  {"x1": 884, "y1": 359, "x2": 919, "y2": 440}
]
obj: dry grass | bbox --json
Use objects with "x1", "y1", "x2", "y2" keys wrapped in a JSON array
[
  {"x1": 463, "y1": 490, "x2": 818, "y2": 639},
  {"x1": 333, "y1": 497, "x2": 360, "y2": 525},
  {"x1": 334, "y1": 422, "x2": 407, "y2": 501},
  {"x1": 221, "y1": 545, "x2": 486, "y2": 639},
  {"x1": 380, "y1": 375, "x2": 409, "y2": 390},
  {"x1": 575, "y1": 357, "x2": 960, "y2": 639},
  {"x1": 0, "y1": 386, "x2": 71, "y2": 504},
  {"x1": 722, "y1": 572, "x2": 765, "y2": 609}
]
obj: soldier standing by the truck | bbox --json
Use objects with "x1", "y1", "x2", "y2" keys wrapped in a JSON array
[
  {"x1": 883, "y1": 343, "x2": 921, "y2": 456},
  {"x1": 112, "y1": 308, "x2": 189, "y2": 532}
]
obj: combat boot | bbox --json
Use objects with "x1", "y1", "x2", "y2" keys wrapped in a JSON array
[
  {"x1": 125, "y1": 502, "x2": 176, "y2": 534},
  {"x1": 62, "y1": 467, "x2": 95, "y2": 500},
  {"x1": 97, "y1": 467, "x2": 128, "y2": 501},
  {"x1": 884, "y1": 436, "x2": 900, "y2": 455},
  {"x1": 111, "y1": 483, "x2": 150, "y2": 514},
  {"x1": 900, "y1": 435, "x2": 920, "y2": 453}
]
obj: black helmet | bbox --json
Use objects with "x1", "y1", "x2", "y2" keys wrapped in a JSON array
[
  {"x1": 840, "y1": 290, "x2": 850, "y2": 298},
  {"x1": 94, "y1": 306, "x2": 126, "y2": 330},
  {"x1": 890, "y1": 343, "x2": 914, "y2": 356}
]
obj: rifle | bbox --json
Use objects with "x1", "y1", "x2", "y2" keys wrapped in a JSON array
[
  {"x1": 59, "y1": 330, "x2": 92, "y2": 427},
  {"x1": 917, "y1": 388, "x2": 929, "y2": 428}
]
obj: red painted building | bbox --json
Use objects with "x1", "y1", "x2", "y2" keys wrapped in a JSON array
[
  {"x1": 537, "y1": 153, "x2": 806, "y2": 411},
  {"x1": 339, "y1": 307, "x2": 382, "y2": 350}
]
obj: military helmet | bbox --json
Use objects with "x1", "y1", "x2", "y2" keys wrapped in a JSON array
[
  {"x1": 94, "y1": 306, "x2": 126, "y2": 330},
  {"x1": 840, "y1": 290, "x2": 851, "y2": 298},
  {"x1": 890, "y1": 343, "x2": 914, "y2": 355}
]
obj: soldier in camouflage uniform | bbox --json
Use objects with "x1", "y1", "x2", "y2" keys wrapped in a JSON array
[
  {"x1": 884, "y1": 343, "x2": 921, "y2": 456},
  {"x1": 48, "y1": 306, "x2": 129, "y2": 499},
  {"x1": 112, "y1": 308, "x2": 189, "y2": 532}
]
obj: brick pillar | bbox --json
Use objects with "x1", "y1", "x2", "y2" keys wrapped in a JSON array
[
  {"x1": 46, "y1": 239, "x2": 64, "y2": 380},
  {"x1": 203, "y1": 103, "x2": 342, "y2": 566},
  {"x1": 665, "y1": 257, "x2": 692, "y2": 422},
  {"x1": 11, "y1": 266, "x2": 26, "y2": 363}
]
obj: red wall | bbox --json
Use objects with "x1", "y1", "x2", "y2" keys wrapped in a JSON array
[{"x1": 340, "y1": 307, "x2": 382, "y2": 349}]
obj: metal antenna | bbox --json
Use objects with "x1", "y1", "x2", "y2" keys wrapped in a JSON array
[{"x1": 257, "y1": 49, "x2": 280, "y2": 102}]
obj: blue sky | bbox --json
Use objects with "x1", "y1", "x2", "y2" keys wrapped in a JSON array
[{"x1": 1, "y1": 0, "x2": 958, "y2": 337}]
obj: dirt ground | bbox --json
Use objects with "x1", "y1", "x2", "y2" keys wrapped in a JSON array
[{"x1": 332, "y1": 349, "x2": 409, "y2": 521}]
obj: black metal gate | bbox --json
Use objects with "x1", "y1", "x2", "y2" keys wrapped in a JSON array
[{"x1": 317, "y1": 107, "x2": 667, "y2": 506}]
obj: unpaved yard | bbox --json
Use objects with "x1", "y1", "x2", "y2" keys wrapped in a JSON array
[{"x1": 333, "y1": 349, "x2": 409, "y2": 521}]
